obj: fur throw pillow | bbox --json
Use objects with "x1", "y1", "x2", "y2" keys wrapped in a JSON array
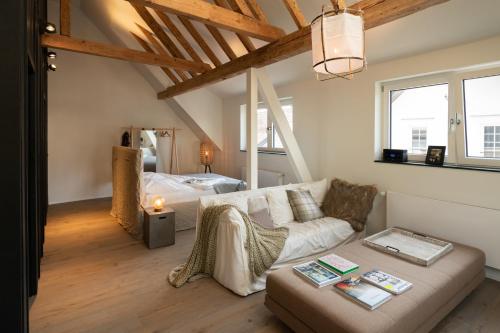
[{"x1": 321, "y1": 179, "x2": 377, "y2": 232}]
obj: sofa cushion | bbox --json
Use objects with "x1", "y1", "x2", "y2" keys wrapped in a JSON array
[
  {"x1": 322, "y1": 178, "x2": 377, "y2": 232},
  {"x1": 267, "y1": 189, "x2": 295, "y2": 226},
  {"x1": 248, "y1": 196, "x2": 274, "y2": 229},
  {"x1": 299, "y1": 178, "x2": 328, "y2": 206},
  {"x1": 276, "y1": 217, "x2": 355, "y2": 264},
  {"x1": 287, "y1": 189, "x2": 324, "y2": 222}
]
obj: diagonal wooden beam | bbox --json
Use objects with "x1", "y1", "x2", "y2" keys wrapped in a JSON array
[
  {"x1": 60, "y1": 0, "x2": 71, "y2": 36},
  {"x1": 178, "y1": 16, "x2": 222, "y2": 67},
  {"x1": 245, "y1": 0, "x2": 269, "y2": 23},
  {"x1": 154, "y1": 11, "x2": 205, "y2": 64},
  {"x1": 131, "y1": 32, "x2": 180, "y2": 85},
  {"x1": 157, "y1": 0, "x2": 450, "y2": 99},
  {"x1": 41, "y1": 34, "x2": 210, "y2": 72},
  {"x1": 282, "y1": 0, "x2": 308, "y2": 29},
  {"x1": 331, "y1": 0, "x2": 347, "y2": 10},
  {"x1": 205, "y1": 25, "x2": 238, "y2": 61},
  {"x1": 227, "y1": 0, "x2": 255, "y2": 18},
  {"x1": 215, "y1": 0, "x2": 255, "y2": 52},
  {"x1": 126, "y1": 0, "x2": 284, "y2": 42},
  {"x1": 136, "y1": 24, "x2": 190, "y2": 81}
]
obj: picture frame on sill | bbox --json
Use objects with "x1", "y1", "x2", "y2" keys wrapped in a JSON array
[{"x1": 425, "y1": 146, "x2": 446, "y2": 166}]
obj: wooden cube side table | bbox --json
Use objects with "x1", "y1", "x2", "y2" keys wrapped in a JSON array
[{"x1": 143, "y1": 207, "x2": 175, "y2": 249}]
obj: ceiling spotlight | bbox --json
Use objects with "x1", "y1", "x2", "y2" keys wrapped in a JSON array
[
  {"x1": 48, "y1": 51, "x2": 57, "y2": 59},
  {"x1": 48, "y1": 63, "x2": 57, "y2": 71},
  {"x1": 45, "y1": 22, "x2": 57, "y2": 34}
]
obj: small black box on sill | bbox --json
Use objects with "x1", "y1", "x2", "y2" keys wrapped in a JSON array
[{"x1": 383, "y1": 149, "x2": 408, "y2": 163}]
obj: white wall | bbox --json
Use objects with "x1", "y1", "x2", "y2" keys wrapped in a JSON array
[
  {"x1": 47, "y1": 2, "x2": 201, "y2": 204},
  {"x1": 222, "y1": 35, "x2": 500, "y2": 215}
]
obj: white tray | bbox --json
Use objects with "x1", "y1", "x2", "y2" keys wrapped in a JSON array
[{"x1": 363, "y1": 227, "x2": 453, "y2": 266}]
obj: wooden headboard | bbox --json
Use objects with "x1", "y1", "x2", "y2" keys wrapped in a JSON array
[{"x1": 110, "y1": 146, "x2": 143, "y2": 239}]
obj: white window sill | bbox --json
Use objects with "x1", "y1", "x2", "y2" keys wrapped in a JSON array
[{"x1": 375, "y1": 160, "x2": 500, "y2": 173}]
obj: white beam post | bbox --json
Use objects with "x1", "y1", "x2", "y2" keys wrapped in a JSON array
[
  {"x1": 246, "y1": 67, "x2": 258, "y2": 189},
  {"x1": 256, "y1": 69, "x2": 312, "y2": 182}
]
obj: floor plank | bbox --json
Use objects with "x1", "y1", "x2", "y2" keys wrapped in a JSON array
[{"x1": 30, "y1": 199, "x2": 500, "y2": 333}]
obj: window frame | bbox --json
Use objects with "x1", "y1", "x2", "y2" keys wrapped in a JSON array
[
  {"x1": 381, "y1": 66, "x2": 500, "y2": 168},
  {"x1": 455, "y1": 67, "x2": 500, "y2": 168},
  {"x1": 381, "y1": 74, "x2": 455, "y2": 163},
  {"x1": 240, "y1": 97, "x2": 293, "y2": 153}
]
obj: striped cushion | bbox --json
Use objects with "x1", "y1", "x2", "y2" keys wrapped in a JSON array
[{"x1": 286, "y1": 190, "x2": 324, "y2": 222}]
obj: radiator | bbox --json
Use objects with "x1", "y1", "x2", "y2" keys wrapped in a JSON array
[
  {"x1": 387, "y1": 191, "x2": 500, "y2": 269},
  {"x1": 240, "y1": 167, "x2": 285, "y2": 188}
]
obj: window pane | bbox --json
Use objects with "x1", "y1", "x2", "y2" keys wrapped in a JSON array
[
  {"x1": 463, "y1": 74, "x2": 500, "y2": 159},
  {"x1": 390, "y1": 84, "x2": 448, "y2": 155},
  {"x1": 273, "y1": 104, "x2": 293, "y2": 149},
  {"x1": 257, "y1": 108, "x2": 268, "y2": 148}
]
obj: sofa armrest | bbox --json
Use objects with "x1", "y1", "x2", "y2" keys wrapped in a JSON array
[{"x1": 212, "y1": 208, "x2": 252, "y2": 296}]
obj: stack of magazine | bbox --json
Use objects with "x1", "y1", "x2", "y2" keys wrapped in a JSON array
[{"x1": 293, "y1": 254, "x2": 413, "y2": 310}]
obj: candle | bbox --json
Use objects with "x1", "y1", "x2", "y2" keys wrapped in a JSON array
[{"x1": 152, "y1": 196, "x2": 165, "y2": 212}]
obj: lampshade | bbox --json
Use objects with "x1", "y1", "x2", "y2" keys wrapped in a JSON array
[
  {"x1": 200, "y1": 142, "x2": 214, "y2": 166},
  {"x1": 311, "y1": 7, "x2": 366, "y2": 80}
]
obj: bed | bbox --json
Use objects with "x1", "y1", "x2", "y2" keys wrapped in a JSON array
[{"x1": 110, "y1": 146, "x2": 243, "y2": 239}]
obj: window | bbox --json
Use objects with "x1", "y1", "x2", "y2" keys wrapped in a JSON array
[
  {"x1": 411, "y1": 127, "x2": 427, "y2": 154},
  {"x1": 381, "y1": 67, "x2": 500, "y2": 168},
  {"x1": 483, "y1": 126, "x2": 500, "y2": 158},
  {"x1": 240, "y1": 98, "x2": 293, "y2": 152}
]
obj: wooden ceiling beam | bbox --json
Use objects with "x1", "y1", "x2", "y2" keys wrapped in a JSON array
[
  {"x1": 226, "y1": 0, "x2": 255, "y2": 18},
  {"x1": 154, "y1": 11, "x2": 205, "y2": 64},
  {"x1": 41, "y1": 34, "x2": 210, "y2": 72},
  {"x1": 178, "y1": 16, "x2": 222, "y2": 67},
  {"x1": 131, "y1": 32, "x2": 180, "y2": 85},
  {"x1": 330, "y1": 0, "x2": 347, "y2": 10},
  {"x1": 60, "y1": 0, "x2": 71, "y2": 36},
  {"x1": 282, "y1": 0, "x2": 308, "y2": 29},
  {"x1": 132, "y1": 4, "x2": 199, "y2": 78},
  {"x1": 245, "y1": 0, "x2": 269, "y2": 23},
  {"x1": 205, "y1": 24, "x2": 237, "y2": 60},
  {"x1": 136, "y1": 24, "x2": 190, "y2": 81},
  {"x1": 126, "y1": 0, "x2": 284, "y2": 42},
  {"x1": 157, "y1": 0, "x2": 450, "y2": 99},
  {"x1": 213, "y1": 0, "x2": 255, "y2": 52}
]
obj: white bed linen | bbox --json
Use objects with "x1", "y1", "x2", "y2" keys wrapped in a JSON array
[{"x1": 141, "y1": 172, "x2": 216, "y2": 208}]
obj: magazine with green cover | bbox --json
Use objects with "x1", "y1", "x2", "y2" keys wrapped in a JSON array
[
  {"x1": 318, "y1": 253, "x2": 359, "y2": 275},
  {"x1": 361, "y1": 270, "x2": 412, "y2": 295},
  {"x1": 293, "y1": 261, "x2": 341, "y2": 287}
]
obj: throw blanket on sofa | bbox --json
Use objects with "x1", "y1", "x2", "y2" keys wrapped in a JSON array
[{"x1": 168, "y1": 204, "x2": 289, "y2": 288}]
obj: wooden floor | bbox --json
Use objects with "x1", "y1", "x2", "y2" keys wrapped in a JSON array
[{"x1": 30, "y1": 199, "x2": 500, "y2": 333}]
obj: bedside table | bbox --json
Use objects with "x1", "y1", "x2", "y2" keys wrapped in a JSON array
[{"x1": 143, "y1": 207, "x2": 175, "y2": 249}]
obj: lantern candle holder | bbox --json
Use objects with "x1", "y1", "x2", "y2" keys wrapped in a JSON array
[
  {"x1": 152, "y1": 196, "x2": 166, "y2": 212},
  {"x1": 200, "y1": 142, "x2": 214, "y2": 173}
]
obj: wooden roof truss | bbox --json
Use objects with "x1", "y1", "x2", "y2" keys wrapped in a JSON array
[{"x1": 44, "y1": 0, "x2": 450, "y2": 98}]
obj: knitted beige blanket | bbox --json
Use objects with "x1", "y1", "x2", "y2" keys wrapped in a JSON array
[{"x1": 168, "y1": 204, "x2": 289, "y2": 288}]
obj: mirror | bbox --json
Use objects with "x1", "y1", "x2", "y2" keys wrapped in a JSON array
[{"x1": 140, "y1": 130, "x2": 157, "y2": 172}]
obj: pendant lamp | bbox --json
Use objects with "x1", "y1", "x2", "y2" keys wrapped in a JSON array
[{"x1": 311, "y1": 5, "x2": 366, "y2": 80}]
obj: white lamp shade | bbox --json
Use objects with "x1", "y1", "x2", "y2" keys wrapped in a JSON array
[{"x1": 312, "y1": 12, "x2": 365, "y2": 75}]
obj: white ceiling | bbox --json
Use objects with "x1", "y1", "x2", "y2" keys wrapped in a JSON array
[{"x1": 75, "y1": 0, "x2": 500, "y2": 99}]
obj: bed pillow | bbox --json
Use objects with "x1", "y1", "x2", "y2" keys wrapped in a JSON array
[
  {"x1": 286, "y1": 189, "x2": 324, "y2": 222},
  {"x1": 247, "y1": 196, "x2": 274, "y2": 229},
  {"x1": 322, "y1": 178, "x2": 377, "y2": 232},
  {"x1": 266, "y1": 189, "x2": 294, "y2": 226},
  {"x1": 299, "y1": 178, "x2": 328, "y2": 206}
]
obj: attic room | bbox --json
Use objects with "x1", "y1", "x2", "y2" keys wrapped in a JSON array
[{"x1": 2, "y1": 0, "x2": 500, "y2": 332}]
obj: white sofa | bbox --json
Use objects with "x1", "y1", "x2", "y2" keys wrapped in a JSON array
[{"x1": 196, "y1": 179, "x2": 381, "y2": 296}]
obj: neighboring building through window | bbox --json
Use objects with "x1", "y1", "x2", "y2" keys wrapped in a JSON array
[{"x1": 240, "y1": 98, "x2": 293, "y2": 152}]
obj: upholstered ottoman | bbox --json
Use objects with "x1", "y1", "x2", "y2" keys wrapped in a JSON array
[{"x1": 265, "y1": 239, "x2": 485, "y2": 333}]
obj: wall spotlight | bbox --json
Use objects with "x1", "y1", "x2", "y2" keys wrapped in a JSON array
[
  {"x1": 48, "y1": 51, "x2": 57, "y2": 59},
  {"x1": 48, "y1": 63, "x2": 57, "y2": 71},
  {"x1": 45, "y1": 22, "x2": 57, "y2": 34}
]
